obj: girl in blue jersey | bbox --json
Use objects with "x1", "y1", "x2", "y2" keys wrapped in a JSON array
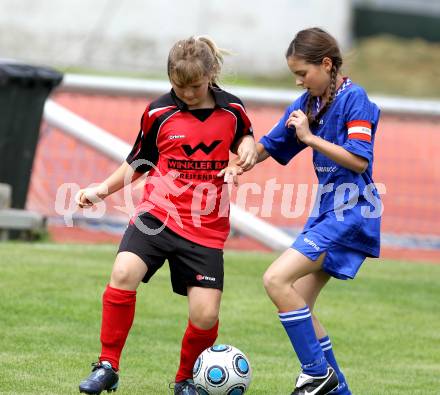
[{"x1": 223, "y1": 27, "x2": 381, "y2": 395}]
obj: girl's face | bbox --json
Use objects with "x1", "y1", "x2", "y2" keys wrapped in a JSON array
[
  {"x1": 170, "y1": 75, "x2": 212, "y2": 109},
  {"x1": 287, "y1": 55, "x2": 332, "y2": 98}
]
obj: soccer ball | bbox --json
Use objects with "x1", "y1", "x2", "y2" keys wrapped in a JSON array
[{"x1": 193, "y1": 344, "x2": 252, "y2": 395}]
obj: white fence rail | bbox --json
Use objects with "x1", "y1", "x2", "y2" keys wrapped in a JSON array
[
  {"x1": 58, "y1": 74, "x2": 440, "y2": 116},
  {"x1": 43, "y1": 100, "x2": 295, "y2": 251},
  {"x1": 45, "y1": 74, "x2": 440, "y2": 251}
]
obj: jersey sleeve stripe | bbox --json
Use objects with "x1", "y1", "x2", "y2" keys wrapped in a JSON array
[
  {"x1": 347, "y1": 120, "x2": 371, "y2": 128},
  {"x1": 228, "y1": 103, "x2": 253, "y2": 134},
  {"x1": 229, "y1": 102, "x2": 246, "y2": 113},
  {"x1": 347, "y1": 120, "x2": 372, "y2": 142},
  {"x1": 156, "y1": 110, "x2": 181, "y2": 146},
  {"x1": 221, "y1": 108, "x2": 238, "y2": 134},
  {"x1": 131, "y1": 131, "x2": 144, "y2": 159},
  {"x1": 148, "y1": 105, "x2": 175, "y2": 118},
  {"x1": 143, "y1": 106, "x2": 177, "y2": 135},
  {"x1": 348, "y1": 132, "x2": 371, "y2": 142},
  {"x1": 348, "y1": 126, "x2": 371, "y2": 136}
]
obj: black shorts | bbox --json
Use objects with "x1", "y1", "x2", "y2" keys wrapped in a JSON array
[{"x1": 118, "y1": 213, "x2": 224, "y2": 296}]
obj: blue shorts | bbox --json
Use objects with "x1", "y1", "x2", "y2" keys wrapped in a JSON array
[{"x1": 291, "y1": 230, "x2": 367, "y2": 280}]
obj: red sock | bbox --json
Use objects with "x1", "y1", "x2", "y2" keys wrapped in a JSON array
[
  {"x1": 99, "y1": 284, "x2": 136, "y2": 371},
  {"x1": 175, "y1": 319, "x2": 219, "y2": 383}
]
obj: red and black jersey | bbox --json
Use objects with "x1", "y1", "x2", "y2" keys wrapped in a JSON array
[{"x1": 126, "y1": 86, "x2": 253, "y2": 249}]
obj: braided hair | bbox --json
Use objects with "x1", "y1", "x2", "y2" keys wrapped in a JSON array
[{"x1": 286, "y1": 27, "x2": 343, "y2": 126}]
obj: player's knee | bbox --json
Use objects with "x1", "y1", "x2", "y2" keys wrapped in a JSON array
[
  {"x1": 110, "y1": 266, "x2": 137, "y2": 289},
  {"x1": 191, "y1": 308, "x2": 219, "y2": 330},
  {"x1": 263, "y1": 269, "x2": 284, "y2": 295}
]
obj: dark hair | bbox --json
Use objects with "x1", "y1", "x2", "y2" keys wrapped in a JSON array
[
  {"x1": 286, "y1": 27, "x2": 343, "y2": 125},
  {"x1": 167, "y1": 36, "x2": 226, "y2": 86}
]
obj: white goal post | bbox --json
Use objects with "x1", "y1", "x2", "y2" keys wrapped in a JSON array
[{"x1": 60, "y1": 74, "x2": 440, "y2": 116}]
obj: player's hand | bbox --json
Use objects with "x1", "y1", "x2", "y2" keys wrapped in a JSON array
[
  {"x1": 74, "y1": 185, "x2": 107, "y2": 208},
  {"x1": 285, "y1": 109, "x2": 314, "y2": 145},
  {"x1": 217, "y1": 164, "x2": 244, "y2": 186},
  {"x1": 236, "y1": 136, "x2": 258, "y2": 171}
]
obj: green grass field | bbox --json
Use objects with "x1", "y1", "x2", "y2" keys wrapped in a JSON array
[{"x1": 0, "y1": 243, "x2": 439, "y2": 394}]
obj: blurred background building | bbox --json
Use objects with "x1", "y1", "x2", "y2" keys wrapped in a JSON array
[
  {"x1": 1, "y1": 0, "x2": 440, "y2": 77},
  {"x1": 0, "y1": 0, "x2": 352, "y2": 76},
  {"x1": 353, "y1": 0, "x2": 440, "y2": 42}
]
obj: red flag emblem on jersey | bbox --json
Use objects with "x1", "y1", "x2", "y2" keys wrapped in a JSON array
[{"x1": 347, "y1": 120, "x2": 372, "y2": 142}]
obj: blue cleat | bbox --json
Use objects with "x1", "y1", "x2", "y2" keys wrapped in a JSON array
[
  {"x1": 173, "y1": 379, "x2": 198, "y2": 395},
  {"x1": 79, "y1": 361, "x2": 119, "y2": 394}
]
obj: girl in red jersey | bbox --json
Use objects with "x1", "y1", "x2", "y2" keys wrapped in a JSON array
[{"x1": 76, "y1": 36, "x2": 256, "y2": 395}]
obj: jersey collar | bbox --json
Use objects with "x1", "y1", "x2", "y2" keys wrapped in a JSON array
[
  {"x1": 170, "y1": 84, "x2": 229, "y2": 111},
  {"x1": 315, "y1": 77, "x2": 352, "y2": 113}
]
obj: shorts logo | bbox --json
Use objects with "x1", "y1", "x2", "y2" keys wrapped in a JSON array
[
  {"x1": 304, "y1": 237, "x2": 320, "y2": 251},
  {"x1": 169, "y1": 134, "x2": 185, "y2": 140},
  {"x1": 196, "y1": 274, "x2": 216, "y2": 282}
]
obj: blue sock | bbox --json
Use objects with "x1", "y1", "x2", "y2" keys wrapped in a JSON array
[
  {"x1": 279, "y1": 306, "x2": 327, "y2": 376},
  {"x1": 319, "y1": 336, "x2": 351, "y2": 394}
]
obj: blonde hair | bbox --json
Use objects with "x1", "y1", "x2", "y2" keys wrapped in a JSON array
[{"x1": 167, "y1": 36, "x2": 228, "y2": 85}]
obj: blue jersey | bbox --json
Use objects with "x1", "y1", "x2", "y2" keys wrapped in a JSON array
[{"x1": 260, "y1": 81, "x2": 381, "y2": 257}]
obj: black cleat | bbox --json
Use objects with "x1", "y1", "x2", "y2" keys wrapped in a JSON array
[
  {"x1": 79, "y1": 361, "x2": 119, "y2": 394},
  {"x1": 328, "y1": 382, "x2": 351, "y2": 395},
  {"x1": 173, "y1": 379, "x2": 198, "y2": 395},
  {"x1": 291, "y1": 367, "x2": 338, "y2": 395}
]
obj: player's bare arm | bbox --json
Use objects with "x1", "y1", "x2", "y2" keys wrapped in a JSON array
[
  {"x1": 286, "y1": 109, "x2": 368, "y2": 174},
  {"x1": 75, "y1": 161, "x2": 143, "y2": 208},
  {"x1": 235, "y1": 134, "x2": 258, "y2": 171},
  {"x1": 217, "y1": 141, "x2": 270, "y2": 181},
  {"x1": 255, "y1": 142, "x2": 271, "y2": 164}
]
